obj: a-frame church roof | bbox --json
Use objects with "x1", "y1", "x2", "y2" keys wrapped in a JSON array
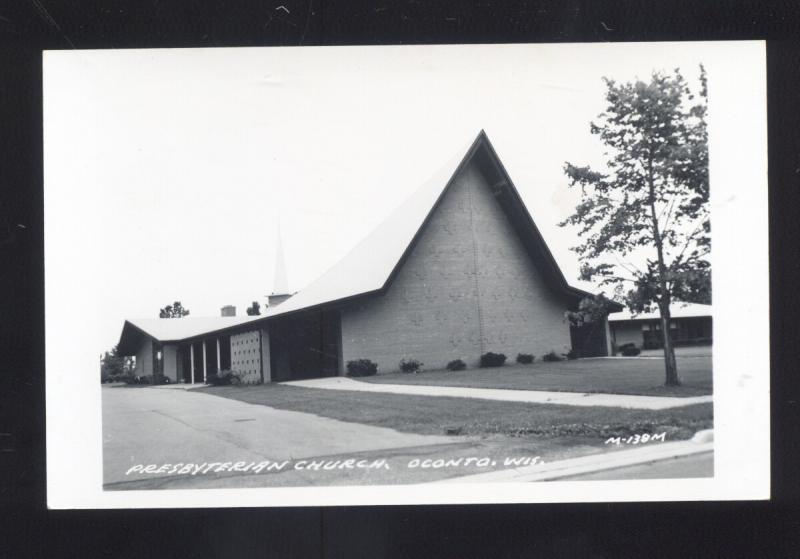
[
  {"x1": 119, "y1": 130, "x2": 618, "y2": 349},
  {"x1": 257, "y1": 129, "x2": 610, "y2": 318}
]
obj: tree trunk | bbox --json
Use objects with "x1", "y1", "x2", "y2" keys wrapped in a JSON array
[
  {"x1": 659, "y1": 301, "x2": 680, "y2": 386},
  {"x1": 646, "y1": 156, "x2": 680, "y2": 386}
]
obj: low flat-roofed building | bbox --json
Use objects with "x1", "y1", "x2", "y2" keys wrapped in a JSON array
[{"x1": 608, "y1": 302, "x2": 712, "y2": 351}]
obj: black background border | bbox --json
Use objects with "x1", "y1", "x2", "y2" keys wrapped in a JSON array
[{"x1": 1, "y1": 1, "x2": 799, "y2": 557}]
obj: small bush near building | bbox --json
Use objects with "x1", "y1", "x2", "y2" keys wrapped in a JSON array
[
  {"x1": 542, "y1": 351, "x2": 564, "y2": 362},
  {"x1": 207, "y1": 369, "x2": 242, "y2": 386},
  {"x1": 516, "y1": 353, "x2": 535, "y2": 364},
  {"x1": 446, "y1": 359, "x2": 467, "y2": 371},
  {"x1": 566, "y1": 349, "x2": 579, "y2": 360},
  {"x1": 125, "y1": 375, "x2": 152, "y2": 385},
  {"x1": 122, "y1": 374, "x2": 175, "y2": 385},
  {"x1": 480, "y1": 352, "x2": 507, "y2": 368},
  {"x1": 618, "y1": 343, "x2": 642, "y2": 356},
  {"x1": 346, "y1": 359, "x2": 378, "y2": 377},
  {"x1": 399, "y1": 358, "x2": 424, "y2": 373}
]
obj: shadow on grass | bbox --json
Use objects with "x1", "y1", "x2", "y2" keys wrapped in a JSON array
[
  {"x1": 361, "y1": 356, "x2": 713, "y2": 398},
  {"x1": 194, "y1": 383, "x2": 713, "y2": 441}
]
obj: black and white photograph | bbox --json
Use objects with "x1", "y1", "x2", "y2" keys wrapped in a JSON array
[{"x1": 43, "y1": 41, "x2": 769, "y2": 508}]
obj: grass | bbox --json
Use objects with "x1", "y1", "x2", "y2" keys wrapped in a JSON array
[
  {"x1": 195, "y1": 383, "x2": 713, "y2": 441},
  {"x1": 361, "y1": 355, "x2": 712, "y2": 397}
]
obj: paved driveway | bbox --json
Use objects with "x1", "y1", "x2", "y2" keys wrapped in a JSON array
[{"x1": 102, "y1": 385, "x2": 453, "y2": 487}]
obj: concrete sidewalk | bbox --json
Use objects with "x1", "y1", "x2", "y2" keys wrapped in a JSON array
[
  {"x1": 439, "y1": 430, "x2": 714, "y2": 483},
  {"x1": 283, "y1": 377, "x2": 713, "y2": 410},
  {"x1": 148, "y1": 383, "x2": 206, "y2": 390}
]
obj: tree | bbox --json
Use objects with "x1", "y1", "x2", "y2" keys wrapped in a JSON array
[
  {"x1": 100, "y1": 345, "x2": 132, "y2": 382},
  {"x1": 560, "y1": 67, "x2": 709, "y2": 386},
  {"x1": 564, "y1": 294, "x2": 615, "y2": 328},
  {"x1": 246, "y1": 301, "x2": 261, "y2": 316},
  {"x1": 159, "y1": 301, "x2": 190, "y2": 318}
]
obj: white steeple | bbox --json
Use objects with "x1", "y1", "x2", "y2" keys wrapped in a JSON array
[
  {"x1": 268, "y1": 221, "x2": 292, "y2": 307},
  {"x1": 273, "y1": 221, "x2": 289, "y2": 295}
]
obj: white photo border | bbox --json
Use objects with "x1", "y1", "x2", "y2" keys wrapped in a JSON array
[{"x1": 44, "y1": 40, "x2": 769, "y2": 508}]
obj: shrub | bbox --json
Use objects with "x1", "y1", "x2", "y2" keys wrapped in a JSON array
[
  {"x1": 123, "y1": 374, "x2": 171, "y2": 385},
  {"x1": 566, "y1": 349, "x2": 579, "y2": 360},
  {"x1": 480, "y1": 352, "x2": 507, "y2": 368},
  {"x1": 399, "y1": 358, "x2": 423, "y2": 373},
  {"x1": 346, "y1": 359, "x2": 378, "y2": 377},
  {"x1": 446, "y1": 359, "x2": 466, "y2": 371},
  {"x1": 516, "y1": 353, "x2": 534, "y2": 364},
  {"x1": 542, "y1": 350, "x2": 563, "y2": 362},
  {"x1": 618, "y1": 343, "x2": 642, "y2": 356},
  {"x1": 207, "y1": 369, "x2": 242, "y2": 386}
]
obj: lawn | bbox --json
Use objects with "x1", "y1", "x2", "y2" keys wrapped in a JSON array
[
  {"x1": 361, "y1": 355, "x2": 712, "y2": 397},
  {"x1": 195, "y1": 383, "x2": 713, "y2": 441}
]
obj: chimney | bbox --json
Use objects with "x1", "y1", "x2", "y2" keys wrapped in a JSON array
[{"x1": 221, "y1": 305, "x2": 236, "y2": 317}]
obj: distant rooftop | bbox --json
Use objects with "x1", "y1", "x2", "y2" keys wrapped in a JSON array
[
  {"x1": 123, "y1": 315, "x2": 262, "y2": 344},
  {"x1": 608, "y1": 302, "x2": 712, "y2": 322}
]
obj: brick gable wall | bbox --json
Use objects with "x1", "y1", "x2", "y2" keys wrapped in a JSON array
[{"x1": 340, "y1": 159, "x2": 571, "y2": 373}]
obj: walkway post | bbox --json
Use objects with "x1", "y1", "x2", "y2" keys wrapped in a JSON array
[
  {"x1": 202, "y1": 340, "x2": 208, "y2": 383},
  {"x1": 216, "y1": 338, "x2": 221, "y2": 374},
  {"x1": 190, "y1": 344, "x2": 195, "y2": 384}
]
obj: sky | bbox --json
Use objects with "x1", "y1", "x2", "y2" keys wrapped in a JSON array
[{"x1": 44, "y1": 42, "x2": 724, "y2": 353}]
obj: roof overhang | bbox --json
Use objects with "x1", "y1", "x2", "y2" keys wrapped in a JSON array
[{"x1": 118, "y1": 321, "x2": 156, "y2": 356}]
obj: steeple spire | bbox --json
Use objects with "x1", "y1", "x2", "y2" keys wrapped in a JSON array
[
  {"x1": 273, "y1": 221, "x2": 289, "y2": 295},
  {"x1": 268, "y1": 221, "x2": 292, "y2": 308}
]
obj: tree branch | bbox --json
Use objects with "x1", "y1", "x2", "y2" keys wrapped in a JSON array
[{"x1": 668, "y1": 220, "x2": 707, "y2": 270}]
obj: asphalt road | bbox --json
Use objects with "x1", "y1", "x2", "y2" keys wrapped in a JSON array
[
  {"x1": 559, "y1": 451, "x2": 714, "y2": 480},
  {"x1": 102, "y1": 385, "x2": 454, "y2": 487}
]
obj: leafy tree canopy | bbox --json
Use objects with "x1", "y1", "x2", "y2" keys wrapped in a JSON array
[
  {"x1": 159, "y1": 301, "x2": 190, "y2": 318},
  {"x1": 565, "y1": 294, "x2": 615, "y2": 328},
  {"x1": 560, "y1": 66, "x2": 710, "y2": 314},
  {"x1": 246, "y1": 301, "x2": 261, "y2": 316},
  {"x1": 100, "y1": 345, "x2": 133, "y2": 381}
]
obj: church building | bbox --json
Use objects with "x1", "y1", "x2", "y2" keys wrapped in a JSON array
[{"x1": 116, "y1": 131, "x2": 621, "y2": 383}]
